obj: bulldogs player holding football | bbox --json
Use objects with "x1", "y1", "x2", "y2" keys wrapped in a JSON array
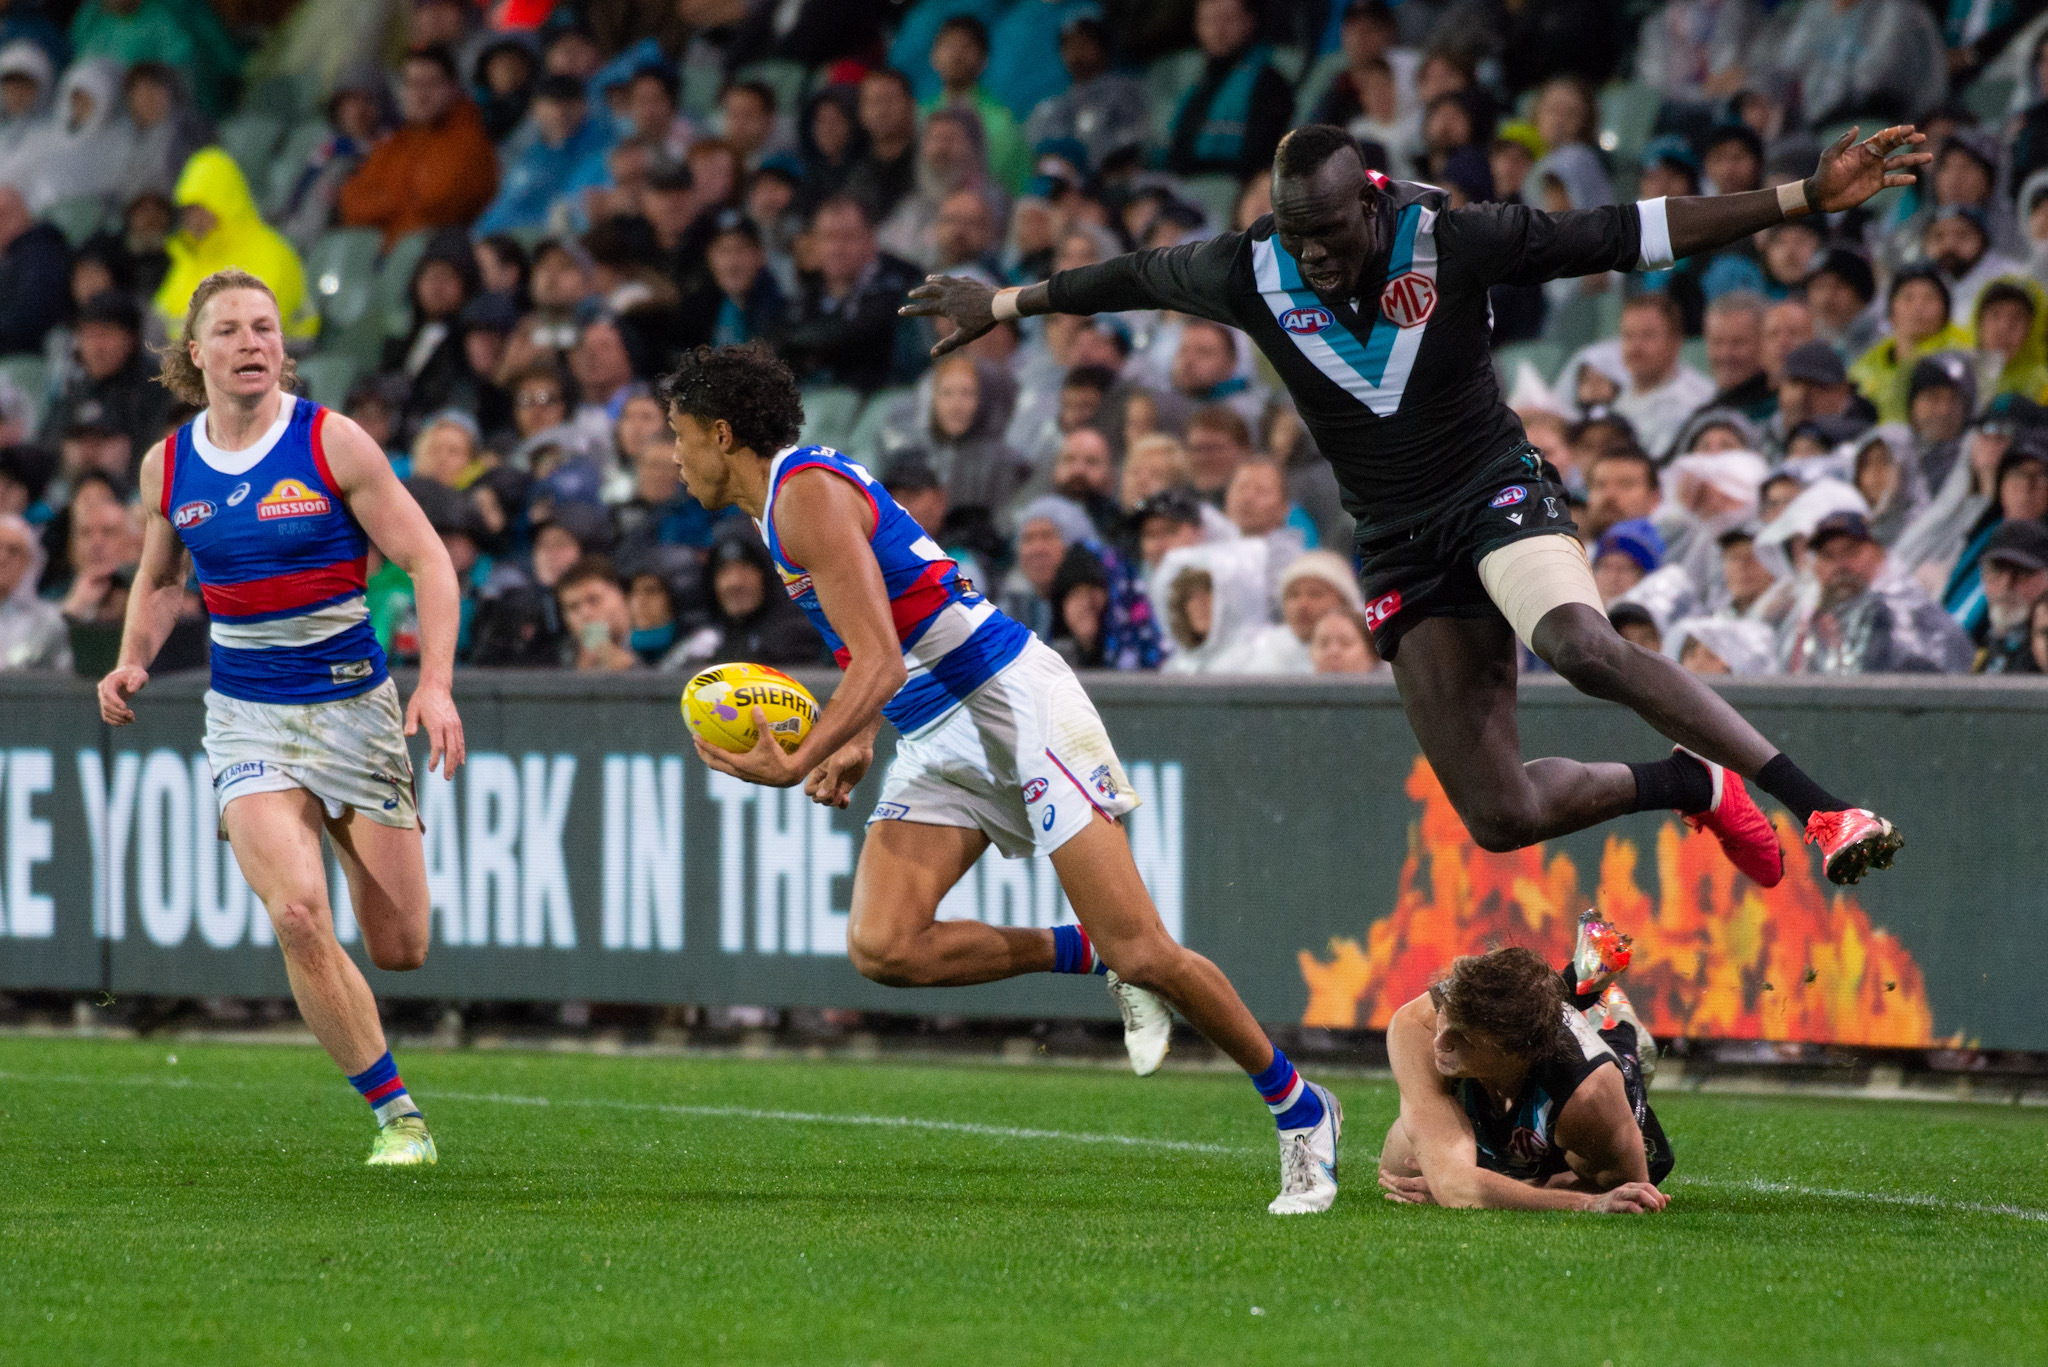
[
  {"x1": 905, "y1": 123, "x2": 1926, "y2": 889},
  {"x1": 99, "y1": 269, "x2": 465, "y2": 1167},
  {"x1": 668, "y1": 342, "x2": 1344, "y2": 1215}
]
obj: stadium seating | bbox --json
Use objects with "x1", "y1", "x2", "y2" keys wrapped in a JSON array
[
  {"x1": 798, "y1": 386, "x2": 864, "y2": 451},
  {"x1": 1293, "y1": 50, "x2": 1347, "y2": 124},
  {"x1": 1598, "y1": 81, "x2": 1661, "y2": 169},
  {"x1": 732, "y1": 59, "x2": 811, "y2": 117},
  {"x1": 294, "y1": 352, "x2": 364, "y2": 409},
  {"x1": 264, "y1": 120, "x2": 333, "y2": 219},
  {"x1": 1490, "y1": 339, "x2": 1564, "y2": 391},
  {"x1": 304, "y1": 227, "x2": 385, "y2": 361},
  {"x1": 374, "y1": 229, "x2": 434, "y2": 341},
  {"x1": 843, "y1": 385, "x2": 915, "y2": 462},
  {"x1": 44, "y1": 195, "x2": 107, "y2": 248},
  {"x1": 0, "y1": 355, "x2": 47, "y2": 427},
  {"x1": 216, "y1": 115, "x2": 286, "y2": 191},
  {"x1": 1179, "y1": 173, "x2": 1243, "y2": 229},
  {"x1": 1143, "y1": 50, "x2": 1205, "y2": 132}
]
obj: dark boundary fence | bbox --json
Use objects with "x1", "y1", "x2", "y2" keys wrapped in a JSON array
[{"x1": 0, "y1": 671, "x2": 2042, "y2": 1050}]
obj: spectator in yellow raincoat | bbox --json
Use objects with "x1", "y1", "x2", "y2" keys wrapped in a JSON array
[
  {"x1": 1969, "y1": 275, "x2": 2048, "y2": 408},
  {"x1": 154, "y1": 147, "x2": 319, "y2": 341},
  {"x1": 1852, "y1": 263, "x2": 1972, "y2": 423}
]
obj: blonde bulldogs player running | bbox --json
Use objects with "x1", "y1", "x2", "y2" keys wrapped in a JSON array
[
  {"x1": 671, "y1": 342, "x2": 1343, "y2": 1213},
  {"x1": 98, "y1": 269, "x2": 465, "y2": 1166}
]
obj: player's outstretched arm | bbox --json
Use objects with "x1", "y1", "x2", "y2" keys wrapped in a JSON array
[
  {"x1": 695, "y1": 468, "x2": 907, "y2": 789},
  {"x1": 322, "y1": 412, "x2": 466, "y2": 778},
  {"x1": 899, "y1": 234, "x2": 1239, "y2": 357},
  {"x1": 1381, "y1": 997, "x2": 1667, "y2": 1214},
  {"x1": 99, "y1": 445, "x2": 191, "y2": 726},
  {"x1": 1663, "y1": 125, "x2": 1930, "y2": 262}
]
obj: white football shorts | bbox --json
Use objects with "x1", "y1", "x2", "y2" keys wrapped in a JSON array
[
  {"x1": 869, "y1": 637, "x2": 1139, "y2": 859},
  {"x1": 202, "y1": 677, "x2": 418, "y2": 834}
]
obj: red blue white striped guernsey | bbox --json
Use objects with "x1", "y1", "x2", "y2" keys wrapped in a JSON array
[
  {"x1": 160, "y1": 394, "x2": 389, "y2": 705},
  {"x1": 756, "y1": 444, "x2": 1030, "y2": 734}
]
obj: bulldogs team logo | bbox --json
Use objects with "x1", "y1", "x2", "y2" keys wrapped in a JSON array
[
  {"x1": 1364, "y1": 589, "x2": 1402, "y2": 631},
  {"x1": 1379, "y1": 271, "x2": 1437, "y2": 328},
  {"x1": 256, "y1": 478, "x2": 332, "y2": 521},
  {"x1": 1021, "y1": 777, "x2": 1049, "y2": 805},
  {"x1": 1278, "y1": 305, "x2": 1334, "y2": 335},
  {"x1": 1088, "y1": 764, "x2": 1119, "y2": 801},
  {"x1": 172, "y1": 499, "x2": 216, "y2": 530},
  {"x1": 1490, "y1": 485, "x2": 1528, "y2": 509}
]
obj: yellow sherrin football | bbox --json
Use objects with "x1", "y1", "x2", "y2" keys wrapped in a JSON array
[{"x1": 682, "y1": 663, "x2": 819, "y2": 754}]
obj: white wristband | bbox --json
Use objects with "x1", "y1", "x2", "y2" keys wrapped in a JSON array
[
  {"x1": 990, "y1": 286, "x2": 1023, "y2": 322},
  {"x1": 1777, "y1": 179, "x2": 1811, "y2": 219},
  {"x1": 1634, "y1": 197, "x2": 1674, "y2": 271}
]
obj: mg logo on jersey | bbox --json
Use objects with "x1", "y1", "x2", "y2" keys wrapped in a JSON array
[
  {"x1": 1490, "y1": 485, "x2": 1528, "y2": 508},
  {"x1": 1379, "y1": 271, "x2": 1437, "y2": 328},
  {"x1": 1278, "y1": 305, "x2": 1333, "y2": 335},
  {"x1": 171, "y1": 499, "x2": 216, "y2": 530},
  {"x1": 1364, "y1": 589, "x2": 1402, "y2": 630},
  {"x1": 255, "y1": 478, "x2": 332, "y2": 521}
]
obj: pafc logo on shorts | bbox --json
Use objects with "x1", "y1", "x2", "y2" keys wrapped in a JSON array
[
  {"x1": 257, "y1": 478, "x2": 332, "y2": 521},
  {"x1": 172, "y1": 500, "x2": 216, "y2": 530},
  {"x1": 1490, "y1": 485, "x2": 1528, "y2": 509},
  {"x1": 1364, "y1": 589, "x2": 1402, "y2": 630},
  {"x1": 1379, "y1": 271, "x2": 1438, "y2": 328},
  {"x1": 1278, "y1": 305, "x2": 1334, "y2": 335}
]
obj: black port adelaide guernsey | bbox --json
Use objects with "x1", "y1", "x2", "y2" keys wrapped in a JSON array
[{"x1": 1045, "y1": 175, "x2": 1664, "y2": 539}]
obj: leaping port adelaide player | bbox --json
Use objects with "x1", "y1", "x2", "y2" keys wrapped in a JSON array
[
  {"x1": 98, "y1": 269, "x2": 466, "y2": 1167},
  {"x1": 670, "y1": 341, "x2": 1345, "y2": 1215},
  {"x1": 906, "y1": 123, "x2": 1932, "y2": 889}
]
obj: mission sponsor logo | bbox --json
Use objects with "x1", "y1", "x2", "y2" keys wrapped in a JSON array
[
  {"x1": 1278, "y1": 305, "x2": 1333, "y2": 335},
  {"x1": 775, "y1": 565, "x2": 815, "y2": 600},
  {"x1": 1490, "y1": 485, "x2": 1528, "y2": 508},
  {"x1": 1379, "y1": 271, "x2": 1437, "y2": 328},
  {"x1": 256, "y1": 478, "x2": 332, "y2": 521},
  {"x1": 172, "y1": 500, "x2": 216, "y2": 530}
]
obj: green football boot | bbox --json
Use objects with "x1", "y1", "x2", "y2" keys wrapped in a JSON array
[{"x1": 365, "y1": 1114, "x2": 437, "y2": 1167}]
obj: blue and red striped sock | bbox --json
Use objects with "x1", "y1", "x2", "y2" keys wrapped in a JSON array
[
  {"x1": 1250, "y1": 1047, "x2": 1325, "y2": 1131},
  {"x1": 347, "y1": 1051, "x2": 421, "y2": 1126},
  {"x1": 1050, "y1": 923, "x2": 1109, "y2": 975}
]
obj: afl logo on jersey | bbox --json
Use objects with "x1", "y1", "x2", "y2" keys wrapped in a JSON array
[
  {"x1": 256, "y1": 478, "x2": 332, "y2": 521},
  {"x1": 1379, "y1": 271, "x2": 1437, "y2": 328},
  {"x1": 1278, "y1": 305, "x2": 1334, "y2": 335},
  {"x1": 1490, "y1": 485, "x2": 1528, "y2": 508},
  {"x1": 172, "y1": 500, "x2": 216, "y2": 530}
]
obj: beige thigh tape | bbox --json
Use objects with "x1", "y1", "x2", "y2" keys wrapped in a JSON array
[{"x1": 1476, "y1": 533, "x2": 1605, "y2": 648}]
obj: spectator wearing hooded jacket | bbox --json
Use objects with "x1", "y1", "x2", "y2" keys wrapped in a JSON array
[
  {"x1": 113, "y1": 62, "x2": 204, "y2": 200},
  {"x1": 1943, "y1": 441, "x2": 2048, "y2": 639},
  {"x1": 39, "y1": 290, "x2": 163, "y2": 463},
  {"x1": 0, "y1": 56, "x2": 127, "y2": 212},
  {"x1": 660, "y1": 530, "x2": 825, "y2": 671},
  {"x1": 0, "y1": 510, "x2": 66, "y2": 670},
  {"x1": 338, "y1": 45, "x2": 499, "y2": 249},
  {"x1": 1852, "y1": 267, "x2": 1973, "y2": 425},
  {"x1": 472, "y1": 32, "x2": 540, "y2": 144},
  {"x1": 1154, "y1": 535, "x2": 1276, "y2": 675},
  {"x1": 476, "y1": 74, "x2": 615, "y2": 237},
  {"x1": 154, "y1": 148, "x2": 317, "y2": 342},
  {"x1": 1970, "y1": 278, "x2": 2048, "y2": 411},
  {"x1": 0, "y1": 39, "x2": 52, "y2": 164}
]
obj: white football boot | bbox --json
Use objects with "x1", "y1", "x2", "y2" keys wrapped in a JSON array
[
  {"x1": 1104, "y1": 970, "x2": 1172, "y2": 1076},
  {"x1": 1268, "y1": 1082, "x2": 1342, "y2": 1214}
]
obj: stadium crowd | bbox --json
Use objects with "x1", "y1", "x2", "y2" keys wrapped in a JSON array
[{"x1": 1, "y1": 0, "x2": 2046, "y2": 683}]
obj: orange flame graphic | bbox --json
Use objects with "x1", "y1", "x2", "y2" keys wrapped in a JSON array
[{"x1": 1300, "y1": 758, "x2": 1945, "y2": 1046}]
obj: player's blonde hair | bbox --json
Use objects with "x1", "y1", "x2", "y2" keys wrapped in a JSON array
[{"x1": 156, "y1": 268, "x2": 299, "y2": 406}]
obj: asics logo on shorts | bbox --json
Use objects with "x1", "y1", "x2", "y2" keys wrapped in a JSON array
[{"x1": 1364, "y1": 589, "x2": 1403, "y2": 630}]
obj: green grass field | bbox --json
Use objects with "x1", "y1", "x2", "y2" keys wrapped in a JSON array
[{"x1": 2, "y1": 1036, "x2": 2043, "y2": 1366}]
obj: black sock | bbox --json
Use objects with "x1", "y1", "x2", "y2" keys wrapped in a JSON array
[
  {"x1": 1627, "y1": 754, "x2": 1715, "y2": 815},
  {"x1": 1753, "y1": 754, "x2": 1848, "y2": 823}
]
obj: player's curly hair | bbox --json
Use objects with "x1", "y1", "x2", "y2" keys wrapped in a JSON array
[
  {"x1": 1429, "y1": 947, "x2": 1571, "y2": 1060},
  {"x1": 656, "y1": 341, "x2": 804, "y2": 458}
]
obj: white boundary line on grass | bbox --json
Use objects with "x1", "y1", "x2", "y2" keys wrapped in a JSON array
[
  {"x1": 1671, "y1": 1175, "x2": 2048, "y2": 1224},
  {"x1": 8, "y1": 1068, "x2": 2048, "y2": 1221}
]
